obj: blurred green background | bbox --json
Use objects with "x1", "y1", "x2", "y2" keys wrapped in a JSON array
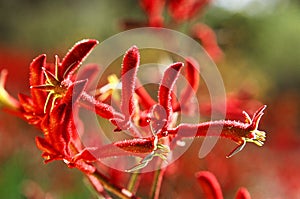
[{"x1": 0, "y1": 0, "x2": 299, "y2": 198}]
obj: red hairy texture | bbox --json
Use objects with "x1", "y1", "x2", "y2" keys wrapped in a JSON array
[
  {"x1": 80, "y1": 92, "x2": 117, "y2": 120},
  {"x1": 168, "y1": 0, "x2": 210, "y2": 22},
  {"x1": 35, "y1": 79, "x2": 91, "y2": 165},
  {"x1": 166, "y1": 105, "x2": 266, "y2": 157},
  {"x1": 17, "y1": 40, "x2": 100, "y2": 130},
  {"x1": 36, "y1": 103, "x2": 96, "y2": 173},
  {"x1": 0, "y1": 40, "x2": 270, "y2": 199},
  {"x1": 167, "y1": 120, "x2": 249, "y2": 144},
  {"x1": 35, "y1": 136, "x2": 61, "y2": 161},
  {"x1": 196, "y1": 171, "x2": 223, "y2": 199},
  {"x1": 35, "y1": 106, "x2": 68, "y2": 163},
  {"x1": 29, "y1": 54, "x2": 46, "y2": 113},
  {"x1": 121, "y1": 46, "x2": 140, "y2": 120},
  {"x1": 58, "y1": 82, "x2": 87, "y2": 151},
  {"x1": 86, "y1": 137, "x2": 155, "y2": 159},
  {"x1": 168, "y1": 105, "x2": 267, "y2": 140},
  {"x1": 30, "y1": 54, "x2": 46, "y2": 88},
  {"x1": 235, "y1": 187, "x2": 251, "y2": 199},
  {"x1": 48, "y1": 103, "x2": 70, "y2": 156},
  {"x1": 18, "y1": 93, "x2": 43, "y2": 126},
  {"x1": 18, "y1": 94, "x2": 35, "y2": 113},
  {"x1": 158, "y1": 62, "x2": 183, "y2": 125},
  {"x1": 59, "y1": 39, "x2": 98, "y2": 80},
  {"x1": 114, "y1": 137, "x2": 155, "y2": 153}
]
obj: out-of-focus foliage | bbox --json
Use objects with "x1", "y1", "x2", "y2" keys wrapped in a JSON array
[
  {"x1": 206, "y1": 0, "x2": 300, "y2": 92},
  {"x1": 0, "y1": 0, "x2": 143, "y2": 50}
]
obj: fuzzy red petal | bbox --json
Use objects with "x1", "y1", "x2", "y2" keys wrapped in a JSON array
[
  {"x1": 158, "y1": 62, "x2": 183, "y2": 123},
  {"x1": 35, "y1": 137, "x2": 60, "y2": 159},
  {"x1": 59, "y1": 39, "x2": 98, "y2": 80},
  {"x1": 18, "y1": 93, "x2": 44, "y2": 125},
  {"x1": 29, "y1": 54, "x2": 46, "y2": 112},
  {"x1": 18, "y1": 93, "x2": 35, "y2": 113},
  {"x1": 46, "y1": 80, "x2": 86, "y2": 153},
  {"x1": 80, "y1": 93, "x2": 117, "y2": 120},
  {"x1": 47, "y1": 103, "x2": 70, "y2": 155},
  {"x1": 121, "y1": 46, "x2": 140, "y2": 119},
  {"x1": 87, "y1": 137, "x2": 154, "y2": 159}
]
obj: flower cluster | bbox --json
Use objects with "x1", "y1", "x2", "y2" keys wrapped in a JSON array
[
  {"x1": 0, "y1": 39, "x2": 267, "y2": 198},
  {"x1": 123, "y1": 0, "x2": 223, "y2": 62}
]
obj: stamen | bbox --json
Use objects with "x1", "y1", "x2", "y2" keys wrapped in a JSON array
[
  {"x1": 55, "y1": 55, "x2": 59, "y2": 80},
  {"x1": 44, "y1": 92, "x2": 53, "y2": 113}
]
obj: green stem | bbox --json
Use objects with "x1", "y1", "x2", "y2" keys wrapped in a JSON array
[
  {"x1": 150, "y1": 162, "x2": 166, "y2": 199},
  {"x1": 127, "y1": 172, "x2": 140, "y2": 193},
  {"x1": 89, "y1": 169, "x2": 139, "y2": 199}
]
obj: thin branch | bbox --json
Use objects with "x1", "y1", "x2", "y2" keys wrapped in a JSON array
[
  {"x1": 91, "y1": 169, "x2": 139, "y2": 199},
  {"x1": 150, "y1": 162, "x2": 166, "y2": 199},
  {"x1": 127, "y1": 172, "x2": 141, "y2": 194}
]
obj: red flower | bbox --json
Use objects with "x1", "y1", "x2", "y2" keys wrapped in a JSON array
[
  {"x1": 1, "y1": 40, "x2": 267, "y2": 171},
  {"x1": 86, "y1": 45, "x2": 267, "y2": 170},
  {"x1": 168, "y1": 105, "x2": 267, "y2": 158},
  {"x1": 122, "y1": 0, "x2": 223, "y2": 62},
  {"x1": 0, "y1": 39, "x2": 268, "y2": 198},
  {"x1": 19, "y1": 39, "x2": 102, "y2": 172},
  {"x1": 35, "y1": 80, "x2": 96, "y2": 173},
  {"x1": 18, "y1": 39, "x2": 99, "y2": 126},
  {"x1": 0, "y1": 40, "x2": 104, "y2": 172}
]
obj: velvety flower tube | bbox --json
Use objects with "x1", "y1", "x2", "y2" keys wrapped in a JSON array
[
  {"x1": 158, "y1": 62, "x2": 183, "y2": 127},
  {"x1": 121, "y1": 45, "x2": 140, "y2": 120},
  {"x1": 166, "y1": 105, "x2": 267, "y2": 157}
]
